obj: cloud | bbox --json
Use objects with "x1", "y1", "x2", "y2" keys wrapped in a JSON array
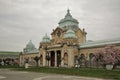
[{"x1": 0, "y1": 0, "x2": 120, "y2": 51}]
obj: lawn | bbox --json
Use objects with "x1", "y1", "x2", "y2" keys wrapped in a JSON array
[{"x1": 11, "y1": 67, "x2": 120, "y2": 80}]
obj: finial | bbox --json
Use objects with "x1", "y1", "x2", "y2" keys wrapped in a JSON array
[
  {"x1": 30, "y1": 40, "x2": 31, "y2": 42},
  {"x1": 65, "y1": 9, "x2": 72, "y2": 17},
  {"x1": 67, "y1": 9, "x2": 70, "y2": 13}
]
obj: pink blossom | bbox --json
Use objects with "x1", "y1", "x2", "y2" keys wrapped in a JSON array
[{"x1": 95, "y1": 45, "x2": 120, "y2": 65}]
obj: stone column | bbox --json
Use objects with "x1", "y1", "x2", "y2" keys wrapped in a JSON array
[
  {"x1": 61, "y1": 50, "x2": 64, "y2": 67},
  {"x1": 68, "y1": 47, "x2": 74, "y2": 68},
  {"x1": 55, "y1": 51, "x2": 57, "y2": 67},
  {"x1": 43, "y1": 51, "x2": 46, "y2": 66},
  {"x1": 48, "y1": 52, "x2": 51, "y2": 67}
]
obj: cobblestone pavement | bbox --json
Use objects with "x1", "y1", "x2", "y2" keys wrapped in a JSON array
[{"x1": 0, "y1": 69, "x2": 112, "y2": 80}]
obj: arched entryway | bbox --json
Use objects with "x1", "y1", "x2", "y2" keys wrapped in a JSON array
[
  {"x1": 64, "y1": 53, "x2": 68, "y2": 66},
  {"x1": 79, "y1": 54, "x2": 85, "y2": 66},
  {"x1": 89, "y1": 53, "x2": 95, "y2": 67},
  {"x1": 89, "y1": 53, "x2": 94, "y2": 60}
]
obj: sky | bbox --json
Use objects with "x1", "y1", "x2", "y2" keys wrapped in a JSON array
[{"x1": 0, "y1": 0, "x2": 120, "y2": 51}]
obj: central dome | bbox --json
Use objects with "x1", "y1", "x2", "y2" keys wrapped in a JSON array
[{"x1": 58, "y1": 9, "x2": 79, "y2": 29}]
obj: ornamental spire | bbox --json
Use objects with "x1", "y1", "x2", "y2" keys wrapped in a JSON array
[
  {"x1": 65, "y1": 9, "x2": 72, "y2": 17},
  {"x1": 67, "y1": 9, "x2": 70, "y2": 13}
]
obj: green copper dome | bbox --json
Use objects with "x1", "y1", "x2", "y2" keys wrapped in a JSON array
[
  {"x1": 59, "y1": 9, "x2": 79, "y2": 28},
  {"x1": 26, "y1": 40, "x2": 35, "y2": 49},
  {"x1": 41, "y1": 34, "x2": 51, "y2": 43},
  {"x1": 24, "y1": 40, "x2": 38, "y2": 53},
  {"x1": 64, "y1": 28, "x2": 77, "y2": 39}
]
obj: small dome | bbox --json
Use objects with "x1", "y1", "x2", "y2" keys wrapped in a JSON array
[
  {"x1": 24, "y1": 40, "x2": 38, "y2": 53},
  {"x1": 58, "y1": 9, "x2": 79, "y2": 28},
  {"x1": 64, "y1": 28, "x2": 77, "y2": 39},
  {"x1": 26, "y1": 40, "x2": 35, "y2": 49},
  {"x1": 41, "y1": 34, "x2": 50, "y2": 43}
]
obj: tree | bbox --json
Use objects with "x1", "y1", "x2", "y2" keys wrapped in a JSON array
[
  {"x1": 46, "y1": 54, "x2": 51, "y2": 67},
  {"x1": 34, "y1": 56, "x2": 40, "y2": 67},
  {"x1": 77, "y1": 54, "x2": 86, "y2": 67},
  {"x1": 94, "y1": 45, "x2": 120, "y2": 68}
]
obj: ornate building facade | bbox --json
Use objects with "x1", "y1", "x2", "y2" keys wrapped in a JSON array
[{"x1": 19, "y1": 10, "x2": 120, "y2": 67}]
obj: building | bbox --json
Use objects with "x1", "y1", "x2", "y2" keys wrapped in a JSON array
[
  {"x1": 19, "y1": 9, "x2": 120, "y2": 68},
  {"x1": 0, "y1": 51, "x2": 19, "y2": 65}
]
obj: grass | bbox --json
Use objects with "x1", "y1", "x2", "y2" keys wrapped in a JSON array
[
  {"x1": 0, "y1": 65, "x2": 20, "y2": 68},
  {"x1": 1, "y1": 65, "x2": 120, "y2": 79},
  {"x1": 10, "y1": 67, "x2": 120, "y2": 80}
]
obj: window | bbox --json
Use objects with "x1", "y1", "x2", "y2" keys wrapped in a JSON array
[{"x1": 57, "y1": 30, "x2": 61, "y2": 37}]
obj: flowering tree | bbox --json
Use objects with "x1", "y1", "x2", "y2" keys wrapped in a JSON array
[{"x1": 94, "y1": 45, "x2": 120, "y2": 66}]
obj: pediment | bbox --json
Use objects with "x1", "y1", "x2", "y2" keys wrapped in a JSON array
[{"x1": 51, "y1": 27, "x2": 63, "y2": 35}]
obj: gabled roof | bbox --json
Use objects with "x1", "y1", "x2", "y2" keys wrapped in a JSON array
[
  {"x1": 51, "y1": 27, "x2": 63, "y2": 35},
  {"x1": 79, "y1": 38, "x2": 120, "y2": 48}
]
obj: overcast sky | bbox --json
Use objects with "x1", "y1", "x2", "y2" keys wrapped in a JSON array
[{"x1": 0, "y1": 0, "x2": 120, "y2": 51}]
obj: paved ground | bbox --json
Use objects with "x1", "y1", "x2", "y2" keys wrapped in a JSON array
[{"x1": 0, "y1": 69, "x2": 111, "y2": 80}]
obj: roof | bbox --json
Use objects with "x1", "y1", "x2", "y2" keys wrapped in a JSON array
[
  {"x1": 0, "y1": 51, "x2": 20, "y2": 55},
  {"x1": 25, "y1": 49, "x2": 39, "y2": 54},
  {"x1": 79, "y1": 38, "x2": 120, "y2": 48}
]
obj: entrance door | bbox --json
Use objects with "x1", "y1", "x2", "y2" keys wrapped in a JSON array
[{"x1": 50, "y1": 51, "x2": 55, "y2": 67}]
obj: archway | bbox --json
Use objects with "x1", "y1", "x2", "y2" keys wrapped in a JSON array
[
  {"x1": 89, "y1": 53, "x2": 94, "y2": 67},
  {"x1": 89, "y1": 53, "x2": 94, "y2": 60},
  {"x1": 64, "y1": 53, "x2": 68, "y2": 66},
  {"x1": 79, "y1": 54, "x2": 85, "y2": 66}
]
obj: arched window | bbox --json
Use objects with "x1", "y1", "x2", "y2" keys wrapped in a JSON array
[
  {"x1": 40, "y1": 55, "x2": 43, "y2": 65},
  {"x1": 89, "y1": 53, "x2": 94, "y2": 60}
]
